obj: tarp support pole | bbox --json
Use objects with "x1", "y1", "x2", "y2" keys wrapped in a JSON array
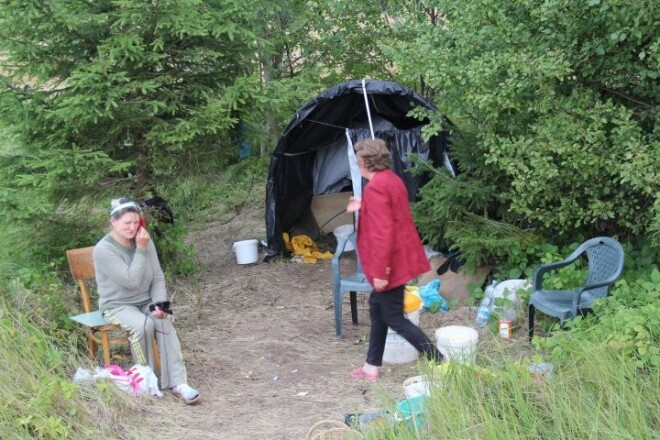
[
  {"x1": 361, "y1": 79, "x2": 375, "y2": 139},
  {"x1": 346, "y1": 130, "x2": 361, "y2": 225}
]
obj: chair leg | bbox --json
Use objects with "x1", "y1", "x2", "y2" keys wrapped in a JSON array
[
  {"x1": 579, "y1": 307, "x2": 591, "y2": 318},
  {"x1": 100, "y1": 330, "x2": 111, "y2": 366},
  {"x1": 333, "y1": 288, "x2": 343, "y2": 338},
  {"x1": 152, "y1": 339, "x2": 161, "y2": 372},
  {"x1": 528, "y1": 304, "x2": 535, "y2": 342},
  {"x1": 350, "y1": 291, "x2": 358, "y2": 325},
  {"x1": 87, "y1": 331, "x2": 97, "y2": 362}
]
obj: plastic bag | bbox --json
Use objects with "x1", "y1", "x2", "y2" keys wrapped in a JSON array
[
  {"x1": 418, "y1": 279, "x2": 448, "y2": 312},
  {"x1": 126, "y1": 364, "x2": 162, "y2": 397},
  {"x1": 73, "y1": 364, "x2": 163, "y2": 397}
]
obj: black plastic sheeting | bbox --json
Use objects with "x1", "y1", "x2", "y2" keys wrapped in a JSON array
[{"x1": 265, "y1": 79, "x2": 454, "y2": 258}]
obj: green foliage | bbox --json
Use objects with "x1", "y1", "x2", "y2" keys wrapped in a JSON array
[
  {"x1": 0, "y1": 0, "x2": 263, "y2": 181},
  {"x1": 0, "y1": 264, "x2": 77, "y2": 333},
  {"x1": 150, "y1": 221, "x2": 196, "y2": 278},
  {"x1": 291, "y1": 0, "x2": 396, "y2": 82},
  {"x1": 587, "y1": 246, "x2": 660, "y2": 368},
  {"x1": 0, "y1": 296, "x2": 141, "y2": 439},
  {"x1": 595, "y1": 279, "x2": 660, "y2": 368},
  {"x1": 160, "y1": 154, "x2": 268, "y2": 221},
  {"x1": 412, "y1": 137, "x2": 549, "y2": 270},
  {"x1": 531, "y1": 243, "x2": 592, "y2": 290},
  {"x1": 401, "y1": 0, "x2": 660, "y2": 266},
  {"x1": 535, "y1": 243, "x2": 660, "y2": 369},
  {"x1": 362, "y1": 340, "x2": 658, "y2": 439},
  {"x1": 0, "y1": 0, "x2": 291, "y2": 266}
]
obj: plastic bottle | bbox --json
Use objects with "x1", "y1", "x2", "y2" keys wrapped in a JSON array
[
  {"x1": 474, "y1": 297, "x2": 492, "y2": 327},
  {"x1": 475, "y1": 280, "x2": 497, "y2": 327}
]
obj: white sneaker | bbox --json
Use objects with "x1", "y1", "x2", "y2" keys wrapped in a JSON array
[{"x1": 172, "y1": 384, "x2": 200, "y2": 404}]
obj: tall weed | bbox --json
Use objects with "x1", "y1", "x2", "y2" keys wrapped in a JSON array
[
  {"x1": 157, "y1": 155, "x2": 268, "y2": 223},
  {"x1": 0, "y1": 296, "x2": 143, "y2": 440},
  {"x1": 360, "y1": 338, "x2": 658, "y2": 439}
]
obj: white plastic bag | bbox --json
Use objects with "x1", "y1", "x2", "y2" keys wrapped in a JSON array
[
  {"x1": 492, "y1": 279, "x2": 531, "y2": 321},
  {"x1": 126, "y1": 364, "x2": 163, "y2": 397},
  {"x1": 72, "y1": 364, "x2": 163, "y2": 397}
]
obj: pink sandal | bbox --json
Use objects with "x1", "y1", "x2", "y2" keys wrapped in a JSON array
[{"x1": 351, "y1": 367, "x2": 379, "y2": 383}]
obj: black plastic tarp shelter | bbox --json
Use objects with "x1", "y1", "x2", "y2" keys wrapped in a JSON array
[{"x1": 265, "y1": 79, "x2": 455, "y2": 257}]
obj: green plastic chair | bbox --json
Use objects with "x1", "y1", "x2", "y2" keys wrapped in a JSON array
[
  {"x1": 528, "y1": 237, "x2": 624, "y2": 340},
  {"x1": 331, "y1": 231, "x2": 372, "y2": 338}
]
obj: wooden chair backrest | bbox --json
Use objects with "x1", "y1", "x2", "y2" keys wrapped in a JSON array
[{"x1": 66, "y1": 247, "x2": 96, "y2": 313}]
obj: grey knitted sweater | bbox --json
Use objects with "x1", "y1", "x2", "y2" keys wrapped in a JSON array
[{"x1": 93, "y1": 234, "x2": 167, "y2": 312}]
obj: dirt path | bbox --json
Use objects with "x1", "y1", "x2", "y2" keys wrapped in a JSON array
[{"x1": 134, "y1": 202, "x2": 529, "y2": 439}]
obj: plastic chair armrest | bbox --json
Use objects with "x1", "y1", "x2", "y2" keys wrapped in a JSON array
[
  {"x1": 569, "y1": 279, "x2": 616, "y2": 314},
  {"x1": 331, "y1": 237, "x2": 349, "y2": 267},
  {"x1": 533, "y1": 260, "x2": 574, "y2": 291},
  {"x1": 574, "y1": 280, "x2": 616, "y2": 305},
  {"x1": 532, "y1": 244, "x2": 586, "y2": 291},
  {"x1": 577, "y1": 280, "x2": 614, "y2": 295},
  {"x1": 332, "y1": 232, "x2": 355, "y2": 263}
]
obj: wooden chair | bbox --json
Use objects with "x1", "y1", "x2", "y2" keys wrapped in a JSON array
[{"x1": 66, "y1": 247, "x2": 160, "y2": 370}]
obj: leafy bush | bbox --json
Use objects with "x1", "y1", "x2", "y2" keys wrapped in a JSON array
[
  {"x1": 536, "y1": 244, "x2": 660, "y2": 369},
  {"x1": 587, "y1": 263, "x2": 660, "y2": 368},
  {"x1": 403, "y1": 0, "x2": 660, "y2": 267},
  {"x1": 149, "y1": 221, "x2": 196, "y2": 278}
]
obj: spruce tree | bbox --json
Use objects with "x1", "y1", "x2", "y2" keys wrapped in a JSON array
[{"x1": 0, "y1": 0, "x2": 267, "y2": 258}]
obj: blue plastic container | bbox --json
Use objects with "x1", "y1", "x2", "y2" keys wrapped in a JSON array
[{"x1": 395, "y1": 396, "x2": 426, "y2": 431}]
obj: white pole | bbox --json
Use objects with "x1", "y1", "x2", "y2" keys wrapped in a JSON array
[
  {"x1": 346, "y1": 130, "x2": 362, "y2": 198},
  {"x1": 346, "y1": 130, "x2": 361, "y2": 226},
  {"x1": 361, "y1": 79, "x2": 375, "y2": 139}
]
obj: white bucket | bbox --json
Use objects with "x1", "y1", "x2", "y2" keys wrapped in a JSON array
[
  {"x1": 382, "y1": 333, "x2": 418, "y2": 364},
  {"x1": 382, "y1": 306, "x2": 423, "y2": 364},
  {"x1": 333, "y1": 224, "x2": 354, "y2": 251},
  {"x1": 435, "y1": 326, "x2": 478, "y2": 363},
  {"x1": 232, "y1": 239, "x2": 258, "y2": 264},
  {"x1": 403, "y1": 375, "x2": 431, "y2": 399},
  {"x1": 400, "y1": 307, "x2": 421, "y2": 327}
]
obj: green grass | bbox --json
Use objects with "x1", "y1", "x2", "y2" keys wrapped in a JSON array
[
  {"x1": 0, "y1": 157, "x2": 273, "y2": 439},
  {"x1": 359, "y1": 337, "x2": 659, "y2": 439},
  {"x1": 158, "y1": 155, "x2": 269, "y2": 224},
  {"x1": 1, "y1": 124, "x2": 656, "y2": 439},
  {"x1": 0, "y1": 296, "x2": 143, "y2": 440}
]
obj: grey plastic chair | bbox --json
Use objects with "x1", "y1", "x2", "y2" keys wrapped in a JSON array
[
  {"x1": 528, "y1": 236, "x2": 624, "y2": 340},
  {"x1": 331, "y1": 231, "x2": 372, "y2": 338}
]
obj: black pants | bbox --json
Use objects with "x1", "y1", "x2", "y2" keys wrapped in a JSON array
[{"x1": 366, "y1": 284, "x2": 443, "y2": 366}]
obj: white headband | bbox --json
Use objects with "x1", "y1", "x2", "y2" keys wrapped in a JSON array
[{"x1": 110, "y1": 201, "x2": 140, "y2": 216}]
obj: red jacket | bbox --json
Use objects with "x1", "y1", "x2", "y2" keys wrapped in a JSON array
[{"x1": 356, "y1": 170, "x2": 430, "y2": 290}]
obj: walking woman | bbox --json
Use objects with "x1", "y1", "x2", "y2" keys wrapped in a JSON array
[{"x1": 347, "y1": 139, "x2": 443, "y2": 382}]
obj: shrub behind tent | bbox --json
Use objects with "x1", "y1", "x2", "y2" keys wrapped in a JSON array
[{"x1": 265, "y1": 79, "x2": 455, "y2": 258}]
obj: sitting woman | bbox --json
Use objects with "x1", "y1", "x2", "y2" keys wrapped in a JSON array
[{"x1": 93, "y1": 198, "x2": 200, "y2": 404}]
